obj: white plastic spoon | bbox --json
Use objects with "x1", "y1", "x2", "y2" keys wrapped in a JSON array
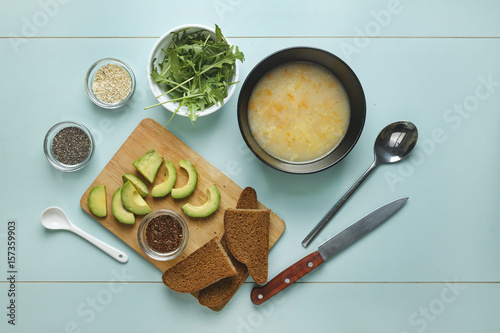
[{"x1": 41, "y1": 207, "x2": 128, "y2": 263}]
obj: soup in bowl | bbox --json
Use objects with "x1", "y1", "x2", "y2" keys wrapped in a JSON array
[{"x1": 238, "y1": 47, "x2": 366, "y2": 174}]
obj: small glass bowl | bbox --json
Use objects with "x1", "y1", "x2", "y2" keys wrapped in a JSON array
[
  {"x1": 85, "y1": 58, "x2": 136, "y2": 109},
  {"x1": 43, "y1": 121, "x2": 95, "y2": 172},
  {"x1": 137, "y1": 210, "x2": 189, "y2": 261}
]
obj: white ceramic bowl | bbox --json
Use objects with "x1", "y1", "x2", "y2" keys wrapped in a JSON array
[{"x1": 146, "y1": 24, "x2": 240, "y2": 118}]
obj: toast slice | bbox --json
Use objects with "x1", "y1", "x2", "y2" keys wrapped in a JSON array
[
  {"x1": 198, "y1": 235, "x2": 249, "y2": 308},
  {"x1": 224, "y1": 208, "x2": 270, "y2": 285},
  {"x1": 198, "y1": 187, "x2": 258, "y2": 309},
  {"x1": 237, "y1": 187, "x2": 258, "y2": 209},
  {"x1": 162, "y1": 237, "x2": 237, "y2": 293}
]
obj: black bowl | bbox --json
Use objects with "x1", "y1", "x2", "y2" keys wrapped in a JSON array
[{"x1": 237, "y1": 47, "x2": 366, "y2": 174}]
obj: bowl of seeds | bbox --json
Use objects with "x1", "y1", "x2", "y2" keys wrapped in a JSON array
[
  {"x1": 43, "y1": 121, "x2": 94, "y2": 172},
  {"x1": 85, "y1": 58, "x2": 136, "y2": 109},
  {"x1": 137, "y1": 209, "x2": 189, "y2": 261}
]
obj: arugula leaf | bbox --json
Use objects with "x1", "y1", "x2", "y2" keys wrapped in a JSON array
[{"x1": 146, "y1": 24, "x2": 245, "y2": 124}]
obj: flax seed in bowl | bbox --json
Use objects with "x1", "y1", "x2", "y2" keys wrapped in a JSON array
[
  {"x1": 85, "y1": 58, "x2": 136, "y2": 109},
  {"x1": 137, "y1": 210, "x2": 189, "y2": 261}
]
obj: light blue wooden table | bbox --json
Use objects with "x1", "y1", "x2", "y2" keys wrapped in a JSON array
[{"x1": 1, "y1": 0, "x2": 499, "y2": 332}]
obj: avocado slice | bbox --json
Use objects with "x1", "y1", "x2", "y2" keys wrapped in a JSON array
[
  {"x1": 122, "y1": 174, "x2": 148, "y2": 197},
  {"x1": 182, "y1": 185, "x2": 221, "y2": 218},
  {"x1": 112, "y1": 187, "x2": 136, "y2": 224},
  {"x1": 88, "y1": 185, "x2": 107, "y2": 217},
  {"x1": 121, "y1": 181, "x2": 152, "y2": 215},
  {"x1": 133, "y1": 149, "x2": 164, "y2": 183},
  {"x1": 171, "y1": 159, "x2": 198, "y2": 199},
  {"x1": 151, "y1": 160, "x2": 177, "y2": 197}
]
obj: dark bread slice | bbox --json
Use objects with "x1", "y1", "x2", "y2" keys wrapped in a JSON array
[
  {"x1": 198, "y1": 235, "x2": 249, "y2": 308},
  {"x1": 197, "y1": 187, "x2": 257, "y2": 309},
  {"x1": 224, "y1": 208, "x2": 270, "y2": 285},
  {"x1": 237, "y1": 187, "x2": 258, "y2": 209},
  {"x1": 162, "y1": 237, "x2": 237, "y2": 293}
]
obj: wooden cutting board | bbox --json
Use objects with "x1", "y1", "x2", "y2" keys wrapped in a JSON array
[{"x1": 80, "y1": 118, "x2": 286, "y2": 285}]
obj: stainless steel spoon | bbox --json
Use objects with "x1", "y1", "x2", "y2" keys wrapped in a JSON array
[
  {"x1": 302, "y1": 121, "x2": 418, "y2": 247},
  {"x1": 41, "y1": 207, "x2": 128, "y2": 263}
]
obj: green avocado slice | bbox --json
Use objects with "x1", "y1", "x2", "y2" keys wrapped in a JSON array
[
  {"x1": 88, "y1": 185, "x2": 107, "y2": 217},
  {"x1": 151, "y1": 160, "x2": 177, "y2": 197},
  {"x1": 121, "y1": 181, "x2": 152, "y2": 215},
  {"x1": 171, "y1": 160, "x2": 198, "y2": 199},
  {"x1": 122, "y1": 174, "x2": 148, "y2": 197},
  {"x1": 133, "y1": 149, "x2": 164, "y2": 183},
  {"x1": 182, "y1": 185, "x2": 221, "y2": 218},
  {"x1": 112, "y1": 187, "x2": 136, "y2": 224}
]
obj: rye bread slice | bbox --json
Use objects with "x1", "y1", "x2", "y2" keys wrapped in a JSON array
[
  {"x1": 198, "y1": 187, "x2": 258, "y2": 309},
  {"x1": 162, "y1": 237, "x2": 237, "y2": 293},
  {"x1": 224, "y1": 208, "x2": 270, "y2": 285},
  {"x1": 198, "y1": 235, "x2": 249, "y2": 308},
  {"x1": 237, "y1": 187, "x2": 258, "y2": 209}
]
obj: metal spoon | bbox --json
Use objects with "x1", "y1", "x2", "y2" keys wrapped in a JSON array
[
  {"x1": 302, "y1": 121, "x2": 418, "y2": 247},
  {"x1": 41, "y1": 207, "x2": 128, "y2": 263}
]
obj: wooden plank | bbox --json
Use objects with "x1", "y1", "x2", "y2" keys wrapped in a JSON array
[{"x1": 80, "y1": 118, "x2": 285, "y2": 306}]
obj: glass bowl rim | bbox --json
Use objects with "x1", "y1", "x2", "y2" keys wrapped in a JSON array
[
  {"x1": 43, "y1": 121, "x2": 95, "y2": 172},
  {"x1": 85, "y1": 57, "x2": 136, "y2": 109},
  {"x1": 137, "y1": 209, "x2": 189, "y2": 261}
]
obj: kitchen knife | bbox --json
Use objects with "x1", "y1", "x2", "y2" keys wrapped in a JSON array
[{"x1": 250, "y1": 197, "x2": 408, "y2": 305}]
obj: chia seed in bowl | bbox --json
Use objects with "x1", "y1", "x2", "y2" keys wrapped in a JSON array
[{"x1": 43, "y1": 121, "x2": 95, "y2": 172}]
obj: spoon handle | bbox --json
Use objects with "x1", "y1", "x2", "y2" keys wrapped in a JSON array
[
  {"x1": 70, "y1": 225, "x2": 129, "y2": 263},
  {"x1": 301, "y1": 160, "x2": 378, "y2": 247}
]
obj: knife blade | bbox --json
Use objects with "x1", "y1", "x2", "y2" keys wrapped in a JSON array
[{"x1": 250, "y1": 197, "x2": 408, "y2": 305}]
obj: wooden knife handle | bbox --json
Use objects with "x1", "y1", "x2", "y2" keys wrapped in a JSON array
[{"x1": 250, "y1": 251, "x2": 325, "y2": 305}]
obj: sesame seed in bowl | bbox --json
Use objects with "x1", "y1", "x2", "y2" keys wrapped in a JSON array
[{"x1": 85, "y1": 58, "x2": 136, "y2": 109}]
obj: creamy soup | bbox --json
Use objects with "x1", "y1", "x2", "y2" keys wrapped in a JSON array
[{"x1": 248, "y1": 62, "x2": 350, "y2": 163}]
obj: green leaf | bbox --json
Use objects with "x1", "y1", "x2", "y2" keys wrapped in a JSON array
[{"x1": 215, "y1": 24, "x2": 223, "y2": 44}]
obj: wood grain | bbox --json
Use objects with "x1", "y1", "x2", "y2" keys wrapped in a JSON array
[
  {"x1": 80, "y1": 118, "x2": 286, "y2": 305},
  {"x1": 250, "y1": 251, "x2": 325, "y2": 305}
]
